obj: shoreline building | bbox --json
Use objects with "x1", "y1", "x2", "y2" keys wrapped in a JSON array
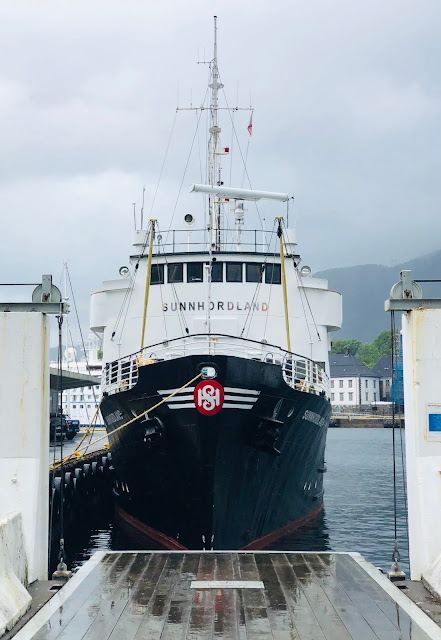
[
  {"x1": 371, "y1": 354, "x2": 393, "y2": 402},
  {"x1": 329, "y1": 352, "x2": 380, "y2": 410}
]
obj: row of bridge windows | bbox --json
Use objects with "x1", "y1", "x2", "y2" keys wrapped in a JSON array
[{"x1": 150, "y1": 262, "x2": 282, "y2": 285}]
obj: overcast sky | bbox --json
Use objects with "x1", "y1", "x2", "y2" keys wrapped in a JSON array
[{"x1": 1, "y1": 0, "x2": 440, "y2": 345}]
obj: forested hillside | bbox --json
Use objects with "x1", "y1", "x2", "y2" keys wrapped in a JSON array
[{"x1": 316, "y1": 250, "x2": 441, "y2": 342}]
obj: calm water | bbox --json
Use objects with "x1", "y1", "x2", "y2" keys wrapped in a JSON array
[{"x1": 61, "y1": 428, "x2": 409, "y2": 576}]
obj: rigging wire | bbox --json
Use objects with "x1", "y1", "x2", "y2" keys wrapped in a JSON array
[
  {"x1": 218, "y1": 73, "x2": 263, "y2": 228},
  {"x1": 196, "y1": 108, "x2": 204, "y2": 186},
  {"x1": 164, "y1": 87, "x2": 209, "y2": 247},
  {"x1": 293, "y1": 258, "x2": 321, "y2": 343},
  {"x1": 115, "y1": 271, "x2": 138, "y2": 347},
  {"x1": 262, "y1": 226, "x2": 279, "y2": 341},
  {"x1": 111, "y1": 223, "x2": 155, "y2": 344},
  {"x1": 64, "y1": 266, "x2": 103, "y2": 445},
  {"x1": 56, "y1": 313, "x2": 66, "y2": 570},
  {"x1": 278, "y1": 218, "x2": 321, "y2": 344},
  {"x1": 293, "y1": 265, "x2": 313, "y2": 346},
  {"x1": 218, "y1": 78, "x2": 274, "y2": 256},
  {"x1": 48, "y1": 312, "x2": 64, "y2": 573},
  {"x1": 239, "y1": 223, "x2": 277, "y2": 337},
  {"x1": 229, "y1": 106, "x2": 235, "y2": 186},
  {"x1": 240, "y1": 272, "x2": 263, "y2": 338},
  {"x1": 67, "y1": 325, "x2": 96, "y2": 428},
  {"x1": 241, "y1": 136, "x2": 251, "y2": 189},
  {"x1": 156, "y1": 273, "x2": 169, "y2": 341},
  {"x1": 111, "y1": 110, "x2": 180, "y2": 344},
  {"x1": 195, "y1": 106, "x2": 208, "y2": 238},
  {"x1": 155, "y1": 223, "x2": 190, "y2": 335},
  {"x1": 390, "y1": 310, "x2": 399, "y2": 547},
  {"x1": 65, "y1": 266, "x2": 102, "y2": 452},
  {"x1": 390, "y1": 311, "x2": 409, "y2": 560},
  {"x1": 66, "y1": 268, "x2": 99, "y2": 408},
  {"x1": 148, "y1": 111, "x2": 178, "y2": 220},
  {"x1": 110, "y1": 270, "x2": 136, "y2": 340}
]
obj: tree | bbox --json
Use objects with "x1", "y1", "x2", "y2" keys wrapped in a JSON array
[
  {"x1": 331, "y1": 339, "x2": 362, "y2": 356},
  {"x1": 372, "y1": 330, "x2": 392, "y2": 356},
  {"x1": 357, "y1": 343, "x2": 379, "y2": 367}
]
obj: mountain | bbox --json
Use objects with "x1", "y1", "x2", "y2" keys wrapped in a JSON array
[{"x1": 315, "y1": 250, "x2": 441, "y2": 342}]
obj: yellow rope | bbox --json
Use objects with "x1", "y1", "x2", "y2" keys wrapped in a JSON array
[
  {"x1": 74, "y1": 397, "x2": 103, "y2": 453},
  {"x1": 50, "y1": 372, "x2": 202, "y2": 470},
  {"x1": 276, "y1": 216, "x2": 291, "y2": 353},
  {"x1": 141, "y1": 219, "x2": 156, "y2": 351},
  {"x1": 50, "y1": 397, "x2": 104, "y2": 470}
]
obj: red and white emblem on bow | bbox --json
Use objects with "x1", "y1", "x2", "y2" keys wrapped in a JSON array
[{"x1": 194, "y1": 380, "x2": 224, "y2": 416}]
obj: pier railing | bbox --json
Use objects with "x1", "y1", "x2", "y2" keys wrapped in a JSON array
[{"x1": 102, "y1": 334, "x2": 330, "y2": 399}]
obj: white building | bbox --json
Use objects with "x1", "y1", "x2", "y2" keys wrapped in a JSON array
[
  {"x1": 51, "y1": 336, "x2": 104, "y2": 426},
  {"x1": 329, "y1": 353, "x2": 380, "y2": 409}
]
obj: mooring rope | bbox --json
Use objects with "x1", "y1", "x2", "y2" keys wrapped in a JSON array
[{"x1": 50, "y1": 371, "x2": 202, "y2": 470}]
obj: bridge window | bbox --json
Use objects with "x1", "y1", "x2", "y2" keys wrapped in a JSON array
[
  {"x1": 265, "y1": 263, "x2": 281, "y2": 284},
  {"x1": 167, "y1": 263, "x2": 183, "y2": 283},
  {"x1": 151, "y1": 264, "x2": 164, "y2": 285},
  {"x1": 211, "y1": 261, "x2": 223, "y2": 282},
  {"x1": 246, "y1": 263, "x2": 263, "y2": 282},
  {"x1": 226, "y1": 263, "x2": 243, "y2": 282},
  {"x1": 187, "y1": 262, "x2": 204, "y2": 282}
]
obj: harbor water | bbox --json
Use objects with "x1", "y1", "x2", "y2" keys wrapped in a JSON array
[{"x1": 56, "y1": 428, "x2": 409, "y2": 576}]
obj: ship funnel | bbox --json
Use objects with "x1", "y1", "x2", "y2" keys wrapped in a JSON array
[
  {"x1": 283, "y1": 228, "x2": 297, "y2": 255},
  {"x1": 132, "y1": 230, "x2": 149, "y2": 247}
]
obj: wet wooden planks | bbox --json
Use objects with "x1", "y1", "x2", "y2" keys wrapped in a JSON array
[{"x1": 22, "y1": 552, "x2": 437, "y2": 640}]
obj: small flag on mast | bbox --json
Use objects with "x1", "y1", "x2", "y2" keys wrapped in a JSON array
[{"x1": 247, "y1": 112, "x2": 253, "y2": 136}]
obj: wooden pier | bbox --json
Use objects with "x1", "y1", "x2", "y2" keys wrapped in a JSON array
[{"x1": 14, "y1": 551, "x2": 441, "y2": 639}]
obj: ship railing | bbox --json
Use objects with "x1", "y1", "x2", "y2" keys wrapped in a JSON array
[
  {"x1": 141, "y1": 228, "x2": 292, "y2": 256},
  {"x1": 281, "y1": 354, "x2": 329, "y2": 398},
  {"x1": 102, "y1": 334, "x2": 329, "y2": 399},
  {"x1": 104, "y1": 356, "x2": 139, "y2": 394}
]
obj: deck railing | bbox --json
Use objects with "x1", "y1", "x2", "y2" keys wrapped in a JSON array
[
  {"x1": 102, "y1": 334, "x2": 330, "y2": 399},
  {"x1": 139, "y1": 228, "x2": 285, "y2": 256}
]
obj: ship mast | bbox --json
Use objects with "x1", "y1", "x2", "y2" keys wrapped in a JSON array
[{"x1": 208, "y1": 16, "x2": 223, "y2": 251}]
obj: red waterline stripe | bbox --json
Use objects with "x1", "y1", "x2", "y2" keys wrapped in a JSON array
[
  {"x1": 115, "y1": 504, "x2": 187, "y2": 551},
  {"x1": 240, "y1": 501, "x2": 324, "y2": 551}
]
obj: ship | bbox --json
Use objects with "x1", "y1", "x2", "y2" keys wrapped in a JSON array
[{"x1": 90, "y1": 17, "x2": 342, "y2": 550}]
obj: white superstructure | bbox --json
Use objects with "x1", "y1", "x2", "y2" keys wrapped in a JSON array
[{"x1": 91, "y1": 245, "x2": 341, "y2": 378}]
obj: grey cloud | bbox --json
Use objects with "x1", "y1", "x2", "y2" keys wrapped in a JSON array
[{"x1": 0, "y1": 0, "x2": 440, "y2": 342}]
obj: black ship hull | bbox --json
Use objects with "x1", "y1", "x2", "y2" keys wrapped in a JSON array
[{"x1": 101, "y1": 354, "x2": 330, "y2": 550}]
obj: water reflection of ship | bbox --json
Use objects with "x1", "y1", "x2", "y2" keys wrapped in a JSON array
[{"x1": 264, "y1": 507, "x2": 330, "y2": 552}]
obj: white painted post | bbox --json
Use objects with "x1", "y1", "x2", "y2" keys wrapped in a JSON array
[
  {"x1": 0, "y1": 312, "x2": 50, "y2": 583},
  {"x1": 402, "y1": 309, "x2": 441, "y2": 591}
]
